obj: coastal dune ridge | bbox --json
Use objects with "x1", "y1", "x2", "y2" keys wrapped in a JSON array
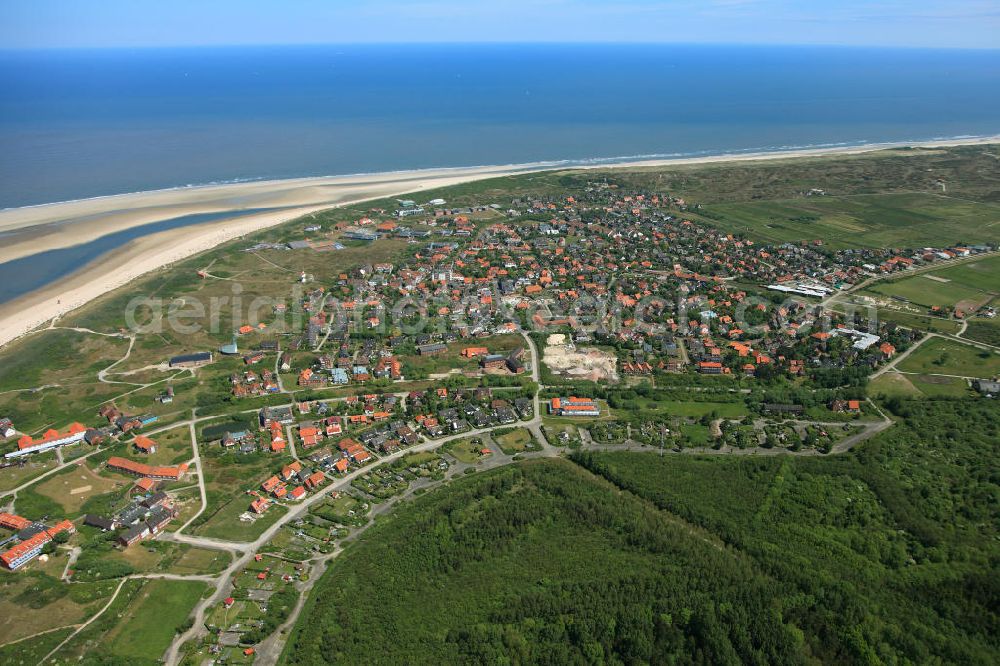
[{"x1": 1, "y1": 134, "x2": 998, "y2": 350}]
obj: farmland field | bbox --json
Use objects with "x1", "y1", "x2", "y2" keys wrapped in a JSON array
[
  {"x1": 868, "y1": 277, "x2": 986, "y2": 310},
  {"x1": 694, "y1": 192, "x2": 1000, "y2": 249}
]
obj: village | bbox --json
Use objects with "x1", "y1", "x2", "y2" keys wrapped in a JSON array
[{"x1": 1, "y1": 169, "x2": 998, "y2": 664}]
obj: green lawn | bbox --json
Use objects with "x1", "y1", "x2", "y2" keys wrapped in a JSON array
[
  {"x1": 867, "y1": 373, "x2": 923, "y2": 399},
  {"x1": 493, "y1": 428, "x2": 540, "y2": 454},
  {"x1": 442, "y1": 437, "x2": 493, "y2": 464},
  {"x1": 679, "y1": 423, "x2": 712, "y2": 445}
]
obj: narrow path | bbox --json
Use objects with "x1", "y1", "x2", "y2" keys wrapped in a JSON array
[
  {"x1": 40, "y1": 578, "x2": 129, "y2": 664},
  {"x1": 173, "y1": 417, "x2": 209, "y2": 535}
]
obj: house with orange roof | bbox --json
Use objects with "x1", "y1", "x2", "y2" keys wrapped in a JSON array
[
  {"x1": 281, "y1": 461, "x2": 302, "y2": 481},
  {"x1": 133, "y1": 435, "x2": 157, "y2": 454},
  {"x1": 299, "y1": 425, "x2": 320, "y2": 448},
  {"x1": 304, "y1": 471, "x2": 326, "y2": 490}
]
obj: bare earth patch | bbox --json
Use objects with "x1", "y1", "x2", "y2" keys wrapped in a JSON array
[{"x1": 543, "y1": 334, "x2": 619, "y2": 383}]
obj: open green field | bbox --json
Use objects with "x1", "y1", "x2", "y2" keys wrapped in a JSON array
[
  {"x1": 196, "y1": 496, "x2": 288, "y2": 542},
  {"x1": 95, "y1": 579, "x2": 207, "y2": 662},
  {"x1": 694, "y1": 192, "x2": 1000, "y2": 249},
  {"x1": 617, "y1": 399, "x2": 747, "y2": 420},
  {"x1": 897, "y1": 338, "x2": 1000, "y2": 377},
  {"x1": 874, "y1": 307, "x2": 964, "y2": 334},
  {"x1": 830, "y1": 298, "x2": 965, "y2": 334},
  {"x1": 190, "y1": 449, "x2": 293, "y2": 540},
  {"x1": 168, "y1": 546, "x2": 232, "y2": 576},
  {"x1": 867, "y1": 256, "x2": 1000, "y2": 312},
  {"x1": 0, "y1": 626, "x2": 74, "y2": 665},
  {"x1": 905, "y1": 374, "x2": 972, "y2": 398},
  {"x1": 33, "y1": 461, "x2": 125, "y2": 517},
  {"x1": 134, "y1": 426, "x2": 193, "y2": 466},
  {"x1": 926, "y1": 255, "x2": 1000, "y2": 292}
]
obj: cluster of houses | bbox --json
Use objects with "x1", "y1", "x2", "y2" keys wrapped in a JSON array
[
  {"x1": 0, "y1": 512, "x2": 75, "y2": 570},
  {"x1": 280, "y1": 178, "x2": 1000, "y2": 389},
  {"x1": 252, "y1": 462, "x2": 327, "y2": 513},
  {"x1": 83, "y1": 490, "x2": 177, "y2": 547},
  {"x1": 231, "y1": 368, "x2": 281, "y2": 398},
  {"x1": 411, "y1": 387, "x2": 529, "y2": 436}
]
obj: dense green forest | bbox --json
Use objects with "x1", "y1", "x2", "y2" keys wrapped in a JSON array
[{"x1": 282, "y1": 398, "x2": 999, "y2": 665}]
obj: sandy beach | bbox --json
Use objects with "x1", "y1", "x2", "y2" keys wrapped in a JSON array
[{"x1": 1, "y1": 135, "x2": 997, "y2": 350}]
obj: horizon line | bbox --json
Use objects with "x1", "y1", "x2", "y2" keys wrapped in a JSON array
[{"x1": 2, "y1": 40, "x2": 999, "y2": 53}]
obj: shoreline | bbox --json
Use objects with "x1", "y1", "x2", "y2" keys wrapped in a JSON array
[{"x1": 1, "y1": 134, "x2": 998, "y2": 350}]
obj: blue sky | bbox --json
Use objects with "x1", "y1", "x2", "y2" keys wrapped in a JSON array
[{"x1": 2, "y1": 0, "x2": 998, "y2": 49}]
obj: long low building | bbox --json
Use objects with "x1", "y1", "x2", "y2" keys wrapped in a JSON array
[
  {"x1": 0, "y1": 512, "x2": 33, "y2": 531},
  {"x1": 549, "y1": 396, "x2": 601, "y2": 417},
  {"x1": 1, "y1": 520, "x2": 75, "y2": 570},
  {"x1": 6, "y1": 422, "x2": 88, "y2": 459},
  {"x1": 106, "y1": 457, "x2": 189, "y2": 480}
]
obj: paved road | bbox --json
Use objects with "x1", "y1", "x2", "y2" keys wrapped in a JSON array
[{"x1": 870, "y1": 333, "x2": 930, "y2": 379}]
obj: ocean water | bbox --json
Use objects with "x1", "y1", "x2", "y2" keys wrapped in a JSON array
[{"x1": 1, "y1": 44, "x2": 999, "y2": 209}]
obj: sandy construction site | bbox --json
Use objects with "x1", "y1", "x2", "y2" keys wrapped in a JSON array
[{"x1": 542, "y1": 334, "x2": 619, "y2": 383}]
